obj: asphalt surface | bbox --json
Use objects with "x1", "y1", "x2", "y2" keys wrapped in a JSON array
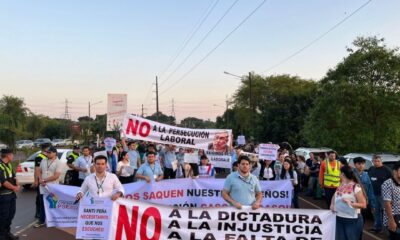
[{"x1": 12, "y1": 187, "x2": 387, "y2": 240}]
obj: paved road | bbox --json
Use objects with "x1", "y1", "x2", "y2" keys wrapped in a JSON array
[{"x1": 13, "y1": 187, "x2": 387, "y2": 239}]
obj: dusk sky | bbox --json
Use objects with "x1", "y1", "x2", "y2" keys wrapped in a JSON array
[{"x1": 1, "y1": 0, "x2": 399, "y2": 121}]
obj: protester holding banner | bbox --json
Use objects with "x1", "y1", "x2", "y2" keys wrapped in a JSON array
[
  {"x1": 76, "y1": 155, "x2": 124, "y2": 201},
  {"x1": 74, "y1": 146, "x2": 93, "y2": 186},
  {"x1": 198, "y1": 155, "x2": 215, "y2": 178},
  {"x1": 35, "y1": 146, "x2": 63, "y2": 228},
  {"x1": 330, "y1": 165, "x2": 367, "y2": 240},
  {"x1": 160, "y1": 145, "x2": 177, "y2": 179},
  {"x1": 222, "y1": 155, "x2": 262, "y2": 209},
  {"x1": 136, "y1": 151, "x2": 164, "y2": 183},
  {"x1": 280, "y1": 159, "x2": 299, "y2": 208},
  {"x1": 117, "y1": 151, "x2": 134, "y2": 184},
  {"x1": 143, "y1": 144, "x2": 161, "y2": 165},
  {"x1": 382, "y1": 161, "x2": 400, "y2": 239}
]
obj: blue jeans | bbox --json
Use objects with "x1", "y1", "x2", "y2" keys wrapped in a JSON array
[
  {"x1": 336, "y1": 215, "x2": 363, "y2": 240},
  {"x1": 373, "y1": 195, "x2": 384, "y2": 230}
]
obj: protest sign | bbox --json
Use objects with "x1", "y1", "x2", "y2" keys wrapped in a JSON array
[
  {"x1": 184, "y1": 153, "x2": 198, "y2": 164},
  {"x1": 258, "y1": 143, "x2": 280, "y2": 161},
  {"x1": 107, "y1": 94, "x2": 127, "y2": 131},
  {"x1": 205, "y1": 150, "x2": 231, "y2": 168},
  {"x1": 44, "y1": 179, "x2": 293, "y2": 227},
  {"x1": 122, "y1": 114, "x2": 232, "y2": 150},
  {"x1": 76, "y1": 193, "x2": 113, "y2": 239},
  {"x1": 110, "y1": 199, "x2": 336, "y2": 240},
  {"x1": 237, "y1": 135, "x2": 246, "y2": 145},
  {"x1": 104, "y1": 137, "x2": 116, "y2": 151}
]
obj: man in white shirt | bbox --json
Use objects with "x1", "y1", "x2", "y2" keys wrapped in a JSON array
[
  {"x1": 34, "y1": 147, "x2": 63, "y2": 228},
  {"x1": 76, "y1": 155, "x2": 124, "y2": 202},
  {"x1": 74, "y1": 147, "x2": 93, "y2": 186}
]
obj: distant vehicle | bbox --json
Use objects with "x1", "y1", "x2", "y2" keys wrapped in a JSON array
[
  {"x1": 64, "y1": 139, "x2": 73, "y2": 145},
  {"x1": 33, "y1": 138, "x2": 52, "y2": 148},
  {"x1": 52, "y1": 139, "x2": 67, "y2": 147},
  {"x1": 16, "y1": 148, "x2": 73, "y2": 189},
  {"x1": 16, "y1": 140, "x2": 34, "y2": 149},
  {"x1": 0, "y1": 143, "x2": 8, "y2": 150},
  {"x1": 294, "y1": 147, "x2": 334, "y2": 160},
  {"x1": 344, "y1": 153, "x2": 374, "y2": 170},
  {"x1": 379, "y1": 153, "x2": 400, "y2": 170}
]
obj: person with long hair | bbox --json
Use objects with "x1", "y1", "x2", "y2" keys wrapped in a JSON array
[
  {"x1": 280, "y1": 159, "x2": 299, "y2": 208},
  {"x1": 330, "y1": 165, "x2": 367, "y2": 240},
  {"x1": 116, "y1": 151, "x2": 133, "y2": 184}
]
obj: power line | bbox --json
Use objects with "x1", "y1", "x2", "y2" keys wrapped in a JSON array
[
  {"x1": 160, "y1": 0, "x2": 239, "y2": 88},
  {"x1": 261, "y1": 0, "x2": 373, "y2": 74},
  {"x1": 158, "y1": 0, "x2": 219, "y2": 79},
  {"x1": 161, "y1": 0, "x2": 267, "y2": 95}
]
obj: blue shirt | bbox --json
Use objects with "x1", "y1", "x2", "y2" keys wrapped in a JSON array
[
  {"x1": 353, "y1": 169, "x2": 377, "y2": 209},
  {"x1": 223, "y1": 171, "x2": 261, "y2": 205},
  {"x1": 136, "y1": 162, "x2": 163, "y2": 182},
  {"x1": 127, "y1": 150, "x2": 140, "y2": 169},
  {"x1": 160, "y1": 150, "x2": 176, "y2": 169}
]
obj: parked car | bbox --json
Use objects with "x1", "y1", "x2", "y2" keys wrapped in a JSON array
[
  {"x1": 64, "y1": 139, "x2": 73, "y2": 145},
  {"x1": 52, "y1": 139, "x2": 67, "y2": 147},
  {"x1": 0, "y1": 142, "x2": 8, "y2": 150},
  {"x1": 294, "y1": 147, "x2": 334, "y2": 160},
  {"x1": 16, "y1": 140, "x2": 34, "y2": 149},
  {"x1": 380, "y1": 153, "x2": 400, "y2": 170},
  {"x1": 33, "y1": 138, "x2": 52, "y2": 148},
  {"x1": 16, "y1": 148, "x2": 72, "y2": 189}
]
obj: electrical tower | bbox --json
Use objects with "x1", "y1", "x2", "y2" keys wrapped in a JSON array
[
  {"x1": 64, "y1": 99, "x2": 71, "y2": 120},
  {"x1": 171, "y1": 98, "x2": 176, "y2": 119}
]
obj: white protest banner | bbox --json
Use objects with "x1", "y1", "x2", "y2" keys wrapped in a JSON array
[
  {"x1": 104, "y1": 137, "x2": 116, "y2": 151},
  {"x1": 43, "y1": 185, "x2": 80, "y2": 227},
  {"x1": 205, "y1": 150, "x2": 231, "y2": 168},
  {"x1": 107, "y1": 94, "x2": 127, "y2": 131},
  {"x1": 124, "y1": 178, "x2": 292, "y2": 208},
  {"x1": 122, "y1": 114, "x2": 232, "y2": 150},
  {"x1": 259, "y1": 143, "x2": 280, "y2": 161},
  {"x1": 237, "y1": 135, "x2": 246, "y2": 145},
  {"x1": 76, "y1": 193, "x2": 113, "y2": 240},
  {"x1": 110, "y1": 198, "x2": 336, "y2": 240},
  {"x1": 184, "y1": 153, "x2": 198, "y2": 164}
]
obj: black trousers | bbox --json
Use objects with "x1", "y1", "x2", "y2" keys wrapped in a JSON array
[
  {"x1": 163, "y1": 167, "x2": 176, "y2": 179},
  {"x1": 324, "y1": 187, "x2": 337, "y2": 209},
  {"x1": 35, "y1": 186, "x2": 40, "y2": 217},
  {"x1": 189, "y1": 163, "x2": 199, "y2": 177},
  {"x1": 0, "y1": 193, "x2": 16, "y2": 237}
]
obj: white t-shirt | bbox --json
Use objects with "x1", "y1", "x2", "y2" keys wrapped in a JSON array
[
  {"x1": 39, "y1": 158, "x2": 63, "y2": 194},
  {"x1": 117, "y1": 161, "x2": 132, "y2": 177},
  {"x1": 334, "y1": 182, "x2": 362, "y2": 218},
  {"x1": 263, "y1": 167, "x2": 274, "y2": 180}
]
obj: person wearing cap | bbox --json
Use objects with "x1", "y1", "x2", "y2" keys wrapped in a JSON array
[
  {"x1": 0, "y1": 149, "x2": 20, "y2": 240},
  {"x1": 34, "y1": 146, "x2": 63, "y2": 228},
  {"x1": 352, "y1": 157, "x2": 377, "y2": 223},
  {"x1": 33, "y1": 144, "x2": 49, "y2": 219},
  {"x1": 319, "y1": 150, "x2": 342, "y2": 209},
  {"x1": 222, "y1": 155, "x2": 262, "y2": 210},
  {"x1": 65, "y1": 145, "x2": 80, "y2": 186}
]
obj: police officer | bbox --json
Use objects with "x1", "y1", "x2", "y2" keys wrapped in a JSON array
[
  {"x1": 65, "y1": 145, "x2": 80, "y2": 186},
  {"x1": 0, "y1": 149, "x2": 20, "y2": 240},
  {"x1": 33, "y1": 144, "x2": 49, "y2": 219}
]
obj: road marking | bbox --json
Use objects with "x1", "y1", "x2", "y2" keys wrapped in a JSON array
[
  {"x1": 299, "y1": 196, "x2": 383, "y2": 240},
  {"x1": 14, "y1": 220, "x2": 37, "y2": 236}
]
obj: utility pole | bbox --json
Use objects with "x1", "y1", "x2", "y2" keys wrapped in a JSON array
[
  {"x1": 88, "y1": 101, "x2": 91, "y2": 118},
  {"x1": 141, "y1": 104, "x2": 147, "y2": 117},
  {"x1": 156, "y1": 76, "x2": 160, "y2": 121},
  {"x1": 171, "y1": 98, "x2": 175, "y2": 120},
  {"x1": 248, "y1": 72, "x2": 254, "y2": 139},
  {"x1": 225, "y1": 95, "x2": 229, "y2": 128}
]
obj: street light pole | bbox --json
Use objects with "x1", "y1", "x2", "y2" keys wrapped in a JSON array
[{"x1": 88, "y1": 101, "x2": 102, "y2": 119}]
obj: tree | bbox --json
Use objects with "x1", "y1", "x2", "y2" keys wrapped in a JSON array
[
  {"x1": 0, "y1": 95, "x2": 28, "y2": 146},
  {"x1": 26, "y1": 114, "x2": 45, "y2": 139},
  {"x1": 302, "y1": 36, "x2": 400, "y2": 153},
  {"x1": 146, "y1": 112, "x2": 176, "y2": 125}
]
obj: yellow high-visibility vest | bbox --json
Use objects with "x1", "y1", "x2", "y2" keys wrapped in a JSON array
[{"x1": 323, "y1": 160, "x2": 340, "y2": 188}]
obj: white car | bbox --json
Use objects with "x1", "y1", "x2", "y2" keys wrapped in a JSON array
[
  {"x1": 0, "y1": 143, "x2": 8, "y2": 150},
  {"x1": 16, "y1": 140, "x2": 34, "y2": 149},
  {"x1": 344, "y1": 153, "x2": 374, "y2": 170},
  {"x1": 16, "y1": 149, "x2": 72, "y2": 189},
  {"x1": 294, "y1": 147, "x2": 334, "y2": 160},
  {"x1": 52, "y1": 139, "x2": 67, "y2": 147}
]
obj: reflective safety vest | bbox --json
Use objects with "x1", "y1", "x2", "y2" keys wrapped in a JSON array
[
  {"x1": 69, "y1": 152, "x2": 79, "y2": 162},
  {"x1": 37, "y1": 153, "x2": 47, "y2": 160},
  {"x1": 323, "y1": 160, "x2": 340, "y2": 188}
]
